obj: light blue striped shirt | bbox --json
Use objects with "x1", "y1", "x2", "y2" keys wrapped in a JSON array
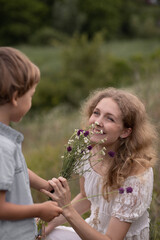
[{"x1": 0, "y1": 122, "x2": 36, "y2": 240}]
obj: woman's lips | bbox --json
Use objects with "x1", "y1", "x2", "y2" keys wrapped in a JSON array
[{"x1": 93, "y1": 128, "x2": 105, "y2": 135}]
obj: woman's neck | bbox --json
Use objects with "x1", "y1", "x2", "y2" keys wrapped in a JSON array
[{"x1": 90, "y1": 145, "x2": 114, "y2": 176}]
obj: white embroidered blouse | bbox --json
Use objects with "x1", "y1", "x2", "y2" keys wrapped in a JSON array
[{"x1": 82, "y1": 160, "x2": 153, "y2": 240}]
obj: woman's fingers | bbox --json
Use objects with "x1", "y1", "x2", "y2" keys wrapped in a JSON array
[
  {"x1": 40, "y1": 189, "x2": 56, "y2": 201},
  {"x1": 48, "y1": 178, "x2": 64, "y2": 193},
  {"x1": 58, "y1": 177, "x2": 69, "y2": 190},
  {"x1": 41, "y1": 177, "x2": 71, "y2": 207},
  {"x1": 42, "y1": 178, "x2": 67, "y2": 200}
]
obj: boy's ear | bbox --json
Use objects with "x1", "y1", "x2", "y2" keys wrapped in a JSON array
[
  {"x1": 11, "y1": 91, "x2": 18, "y2": 106},
  {"x1": 120, "y1": 128, "x2": 132, "y2": 139}
]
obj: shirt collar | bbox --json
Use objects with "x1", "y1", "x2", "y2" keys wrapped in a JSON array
[{"x1": 0, "y1": 122, "x2": 24, "y2": 143}]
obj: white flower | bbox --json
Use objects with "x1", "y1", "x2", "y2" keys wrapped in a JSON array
[
  {"x1": 68, "y1": 139, "x2": 74, "y2": 144},
  {"x1": 95, "y1": 121, "x2": 100, "y2": 126},
  {"x1": 84, "y1": 137, "x2": 89, "y2": 143},
  {"x1": 101, "y1": 150, "x2": 106, "y2": 156}
]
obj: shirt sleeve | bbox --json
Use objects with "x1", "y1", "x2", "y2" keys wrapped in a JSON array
[
  {"x1": 111, "y1": 168, "x2": 153, "y2": 223},
  {"x1": 0, "y1": 140, "x2": 16, "y2": 191}
]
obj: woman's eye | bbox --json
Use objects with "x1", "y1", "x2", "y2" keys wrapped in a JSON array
[
  {"x1": 107, "y1": 116, "x2": 114, "y2": 122},
  {"x1": 93, "y1": 111, "x2": 99, "y2": 115}
]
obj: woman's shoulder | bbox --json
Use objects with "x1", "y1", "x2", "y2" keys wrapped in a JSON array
[
  {"x1": 125, "y1": 167, "x2": 153, "y2": 185},
  {"x1": 128, "y1": 162, "x2": 153, "y2": 178},
  {"x1": 112, "y1": 168, "x2": 153, "y2": 222}
]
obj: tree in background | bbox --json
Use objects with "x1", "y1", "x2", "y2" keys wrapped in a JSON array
[
  {"x1": 52, "y1": 0, "x2": 85, "y2": 35},
  {"x1": 78, "y1": 0, "x2": 125, "y2": 39},
  {"x1": 0, "y1": 0, "x2": 160, "y2": 45},
  {"x1": 0, "y1": 0, "x2": 49, "y2": 45}
]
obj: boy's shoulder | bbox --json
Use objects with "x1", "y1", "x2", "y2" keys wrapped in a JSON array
[
  {"x1": 0, "y1": 122, "x2": 24, "y2": 154},
  {"x1": 0, "y1": 134, "x2": 16, "y2": 153},
  {"x1": 0, "y1": 122, "x2": 23, "y2": 141}
]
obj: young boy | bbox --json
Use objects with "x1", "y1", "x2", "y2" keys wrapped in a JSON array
[{"x1": 0, "y1": 47, "x2": 62, "y2": 240}]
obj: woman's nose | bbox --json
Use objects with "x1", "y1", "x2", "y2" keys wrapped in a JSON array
[{"x1": 95, "y1": 119, "x2": 103, "y2": 127}]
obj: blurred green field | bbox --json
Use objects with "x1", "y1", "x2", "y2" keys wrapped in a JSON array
[
  {"x1": 15, "y1": 37, "x2": 160, "y2": 113},
  {"x1": 13, "y1": 40, "x2": 160, "y2": 239},
  {"x1": 18, "y1": 38, "x2": 160, "y2": 64},
  {"x1": 102, "y1": 39, "x2": 160, "y2": 58}
]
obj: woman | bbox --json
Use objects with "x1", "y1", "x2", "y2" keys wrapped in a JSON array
[{"x1": 42, "y1": 88, "x2": 157, "y2": 240}]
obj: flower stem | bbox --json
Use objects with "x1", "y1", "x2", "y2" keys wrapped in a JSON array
[{"x1": 62, "y1": 190, "x2": 118, "y2": 209}]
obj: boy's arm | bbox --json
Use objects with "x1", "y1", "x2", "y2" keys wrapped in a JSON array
[
  {"x1": 28, "y1": 168, "x2": 52, "y2": 192},
  {"x1": 0, "y1": 191, "x2": 62, "y2": 221}
]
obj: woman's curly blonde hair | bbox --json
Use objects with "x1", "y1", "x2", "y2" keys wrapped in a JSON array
[{"x1": 81, "y1": 87, "x2": 157, "y2": 200}]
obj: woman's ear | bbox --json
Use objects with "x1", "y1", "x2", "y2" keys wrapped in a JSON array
[
  {"x1": 11, "y1": 91, "x2": 18, "y2": 107},
  {"x1": 120, "y1": 128, "x2": 132, "y2": 139}
]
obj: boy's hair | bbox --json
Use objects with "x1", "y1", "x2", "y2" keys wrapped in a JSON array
[
  {"x1": 81, "y1": 87, "x2": 157, "y2": 199},
  {"x1": 0, "y1": 47, "x2": 40, "y2": 105}
]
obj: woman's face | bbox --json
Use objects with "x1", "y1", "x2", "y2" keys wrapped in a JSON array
[{"x1": 89, "y1": 97, "x2": 131, "y2": 148}]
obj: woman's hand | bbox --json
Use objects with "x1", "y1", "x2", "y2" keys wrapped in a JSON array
[{"x1": 41, "y1": 177, "x2": 71, "y2": 208}]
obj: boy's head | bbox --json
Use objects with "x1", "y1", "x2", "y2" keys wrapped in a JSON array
[{"x1": 0, "y1": 47, "x2": 40, "y2": 106}]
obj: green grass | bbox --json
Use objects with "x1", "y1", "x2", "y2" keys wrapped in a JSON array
[
  {"x1": 104, "y1": 39, "x2": 160, "y2": 58},
  {"x1": 17, "y1": 45, "x2": 63, "y2": 76},
  {"x1": 131, "y1": 77, "x2": 160, "y2": 239},
  {"x1": 17, "y1": 39, "x2": 160, "y2": 67},
  {"x1": 102, "y1": 39, "x2": 160, "y2": 58}
]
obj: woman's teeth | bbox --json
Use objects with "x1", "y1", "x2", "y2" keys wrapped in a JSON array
[{"x1": 94, "y1": 129, "x2": 104, "y2": 134}]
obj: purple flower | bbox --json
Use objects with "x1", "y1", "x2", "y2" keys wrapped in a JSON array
[
  {"x1": 108, "y1": 151, "x2": 115, "y2": 158},
  {"x1": 87, "y1": 145, "x2": 92, "y2": 151},
  {"x1": 119, "y1": 188, "x2": 125, "y2": 194},
  {"x1": 67, "y1": 146, "x2": 72, "y2": 152},
  {"x1": 77, "y1": 129, "x2": 83, "y2": 136},
  {"x1": 84, "y1": 130, "x2": 89, "y2": 137},
  {"x1": 126, "y1": 187, "x2": 133, "y2": 193}
]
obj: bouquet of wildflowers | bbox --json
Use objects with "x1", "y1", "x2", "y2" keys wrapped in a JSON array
[{"x1": 59, "y1": 125, "x2": 107, "y2": 180}]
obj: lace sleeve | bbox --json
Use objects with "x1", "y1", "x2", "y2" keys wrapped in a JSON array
[{"x1": 111, "y1": 168, "x2": 153, "y2": 223}]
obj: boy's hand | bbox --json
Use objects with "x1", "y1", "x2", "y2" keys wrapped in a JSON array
[{"x1": 38, "y1": 201, "x2": 62, "y2": 222}]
